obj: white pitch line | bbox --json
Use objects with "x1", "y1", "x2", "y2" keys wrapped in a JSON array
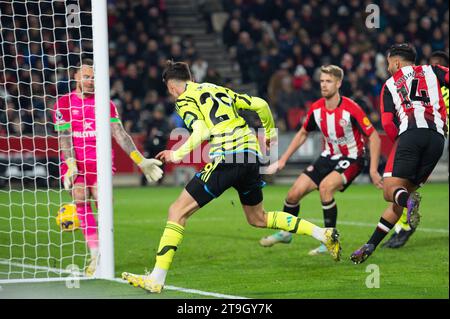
[
  {"x1": 110, "y1": 277, "x2": 248, "y2": 299},
  {"x1": 0, "y1": 260, "x2": 248, "y2": 299},
  {"x1": 308, "y1": 219, "x2": 449, "y2": 234},
  {"x1": 117, "y1": 217, "x2": 449, "y2": 233}
]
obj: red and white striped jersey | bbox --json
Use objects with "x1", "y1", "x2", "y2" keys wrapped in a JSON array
[
  {"x1": 303, "y1": 96, "x2": 375, "y2": 159},
  {"x1": 381, "y1": 65, "x2": 449, "y2": 138}
]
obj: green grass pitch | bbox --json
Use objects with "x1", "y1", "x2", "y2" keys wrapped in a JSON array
[{"x1": 0, "y1": 183, "x2": 448, "y2": 298}]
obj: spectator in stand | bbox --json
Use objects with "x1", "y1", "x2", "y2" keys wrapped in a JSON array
[
  {"x1": 298, "y1": 77, "x2": 319, "y2": 110},
  {"x1": 236, "y1": 32, "x2": 260, "y2": 83},
  {"x1": 191, "y1": 57, "x2": 209, "y2": 83},
  {"x1": 142, "y1": 104, "x2": 171, "y2": 186},
  {"x1": 204, "y1": 68, "x2": 223, "y2": 86},
  {"x1": 1, "y1": 0, "x2": 448, "y2": 137},
  {"x1": 275, "y1": 75, "x2": 303, "y2": 129}
]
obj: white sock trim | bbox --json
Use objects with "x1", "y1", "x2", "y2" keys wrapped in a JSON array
[
  {"x1": 284, "y1": 201, "x2": 299, "y2": 208},
  {"x1": 150, "y1": 267, "x2": 167, "y2": 285},
  {"x1": 322, "y1": 200, "x2": 336, "y2": 210},
  {"x1": 312, "y1": 226, "x2": 326, "y2": 242},
  {"x1": 377, "y1": 222, "x2": 391, "y2": 233},
  {"x1": 394, "y1": 188, "x2": 408, "y2": 205}
]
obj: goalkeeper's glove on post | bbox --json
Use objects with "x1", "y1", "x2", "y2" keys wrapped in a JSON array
[
  {"x1": 130, "y1": 151, "x2": 163, "y2": 182},
  {"x1": 64, "y1": 157, "x2": 78, "y2": 191}
]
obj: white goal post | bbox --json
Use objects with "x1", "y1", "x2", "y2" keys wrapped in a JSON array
[
  {"x1": 0, "y1": 0, "x2": 114, "y2": 282},
  {"x1": 91, "y1": 0, "x2": 114, "y2": 280}
]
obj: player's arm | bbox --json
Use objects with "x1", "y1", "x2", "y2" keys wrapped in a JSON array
[
  {"x1": 158, "y1": 120, "x2": 210, "y2": 163},
  {"x1": 380, "y1": 84, "x2": 399, "y2": 143},
  {"x1": 232, "y1": 91, "x2": 276, "y2": 145},
  {"x1": 156, "y1": 100, "x2": 210, "y2": 163},
  {"x1": 57, "y1": 128, "x2": 78, "y2": 190},
  {"x1": 111, "y1": 111, "x2": 163, "y2": 183},
  {"x1": 53, "y1": 100, "x2": 78, "y2": 191},
  {"x1": 367, "y1": 130, "x2": 383, "y2": 188}
]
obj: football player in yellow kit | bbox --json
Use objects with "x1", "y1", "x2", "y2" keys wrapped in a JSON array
[{"x1": 122, "y1": 61, "x2": 342, "y2": 293}]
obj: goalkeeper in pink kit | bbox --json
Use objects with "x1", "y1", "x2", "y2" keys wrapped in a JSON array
[{"x1": 52, "y1": 58, "x2": 163, "y2": 276}]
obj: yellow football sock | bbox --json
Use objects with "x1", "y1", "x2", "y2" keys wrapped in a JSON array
[
  {"x1": 155, "y1": 222, "x2": 184, "y2": 271},
  {"x1": 266, "y1": 211, "x2": 316, "y2": 236}
]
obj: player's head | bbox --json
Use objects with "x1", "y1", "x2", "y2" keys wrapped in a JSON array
[
  {"x1": 162, "y1": 60, "x2": 192, "y2": 98},
  {"x1": 387, "y1": 43, "x2": 416, "y2": 75},
  {"x1": 319, "y1": 65, "x2": 343, "y2": 99},
  {"x1": 429, "y1": 51, "x2": 449, "y2": 67},
  {"x1": 74, "y1": 58, "x2": 95, "y2": 96}
]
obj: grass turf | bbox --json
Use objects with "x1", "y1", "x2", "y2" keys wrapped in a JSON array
[{"x1": 0, "y1": 183, "x2": 448, "y2": 298}]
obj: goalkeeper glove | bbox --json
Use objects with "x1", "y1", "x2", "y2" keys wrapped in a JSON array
[
  {"x1": 64, "y1": 157, "x2": 78, "y2": 191},
  {"x1": 130, "y1": 151, "x2": 163, "y2": 182}
]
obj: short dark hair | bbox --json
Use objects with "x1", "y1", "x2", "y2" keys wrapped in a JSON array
[
  {"x1": 388, "y1": 43, "x2": 417, "y2": 63},
  {"x1": 162, "y1": 60, "x2": 192, "y2": 83},
  {"x1": 430, "y1": 51, "x2": 449, "y2": 67}
]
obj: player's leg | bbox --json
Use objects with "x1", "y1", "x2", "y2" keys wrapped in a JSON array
[
  {"x1": 237, "y1": 161, "x2": 341, "y2": 261},
  {"x1": 302, "y1": 170, "x2": 343, "y2": 255},
  {"x1": 379, "y1": 130, "x2": 440, "y2": 228},
  {"x1": 382, "y1": 209, "x2": 413, "y2": 249},
  {"x1": 152, "y1": 189, "x2": 200, "y2": 287},
  {"x1": 383, "y1": 132, "x2": 446, "y2": 249},
  {"x1": 123, "y1": 188, "x2": 201, "y2": 293},
  {"x1": 350, "y1": 141, "x2": 420, "y2": 264},
  {"x1": 259, "y1": 173, "x2": 317, "y2": 247},
  {"x1": 123, "y1": 159, "x2": 226, "y2": 293},
  {"x1": 72, "y1": 181, "x2": 100, "y2": 276},
  {"x1": 319, "y1": 157, "x2": 364, "y2": 228},
  {"x1": 77, "y1": 170, "x2": 101, "y2": 276},
  {"x1": 351, "y1": 202, "x2": 404, "y2": 263},
  {"x1": 72, "y1": 181, "x2": 97, "y2": 251},
  {"x1": 351, "y1": 129, "x2": 446, "y2": 263},
  {"x1": 242, "y1": 200, "x2": 341, "y2": 261}
]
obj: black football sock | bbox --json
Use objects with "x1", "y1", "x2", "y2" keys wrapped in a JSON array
[
  {"x1": 322, "y1": 198, "x2": 337, "y2": 228},
  {"x1": 368, "y1": 217, "x2": 395, "y2": 248},
  {"x1": 283, "y1": 200, "x2": 300, "y2": 217}
]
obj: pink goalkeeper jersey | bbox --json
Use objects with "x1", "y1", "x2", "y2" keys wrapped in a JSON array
[{"x1": 52, "y1": 91, "x2": 120, "y2": 169}]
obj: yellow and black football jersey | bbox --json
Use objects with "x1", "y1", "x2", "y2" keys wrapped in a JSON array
[{"x1": 175, "y1": 81, "x2": 275, "y2": 159}]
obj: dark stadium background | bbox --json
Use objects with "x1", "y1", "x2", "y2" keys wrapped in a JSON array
[{"x1": 0, "y1": 0, "x2": 448, "y2": 183}]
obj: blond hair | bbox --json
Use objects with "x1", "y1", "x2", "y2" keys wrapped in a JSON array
[{"x1": 320, "y1": 65, "x2": 344, "y2": 81}]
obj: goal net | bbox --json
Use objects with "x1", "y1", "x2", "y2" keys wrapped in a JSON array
[{"x1": 0, "y1": 0, "x2": 111, "y2": 282}]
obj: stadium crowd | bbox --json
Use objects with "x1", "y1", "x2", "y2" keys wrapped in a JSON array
[
  {"x1": 221, "y1": 0, "x2": 449, "y2": 130},
  {"x1": 0, "y1": 0, "x2": 448, "y2": 137}
]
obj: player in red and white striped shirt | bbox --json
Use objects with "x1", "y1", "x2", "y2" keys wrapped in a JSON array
[
  {"x1": 382, "y1": 51, "x2": 449, "y2": 249},
  {"x1": 260, "y1": 65, "x2": 382, "y2": 255},
  {"x1": 351, "y1": 44, "x2": 449, "y2": 264}
]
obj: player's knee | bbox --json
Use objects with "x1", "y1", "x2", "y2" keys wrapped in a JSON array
[
  {"x1": 286, "y1": 189, "x2": 301, "y2": 204},
  {"x1": 168, "y1": 202, "x2": 180, "y2": 219},
  {"x1": 318, "y1": 181, "x2": 333, "y2": 197},
  {"x1": 168, "y1": 201, "x2": 188, "y2": 223},
  {"x1": 383, "y1": 188, "x2": 393, "y2": 202},
  {"x1": 72, "y1": 188, "x2": 87, "y2": 202}
]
